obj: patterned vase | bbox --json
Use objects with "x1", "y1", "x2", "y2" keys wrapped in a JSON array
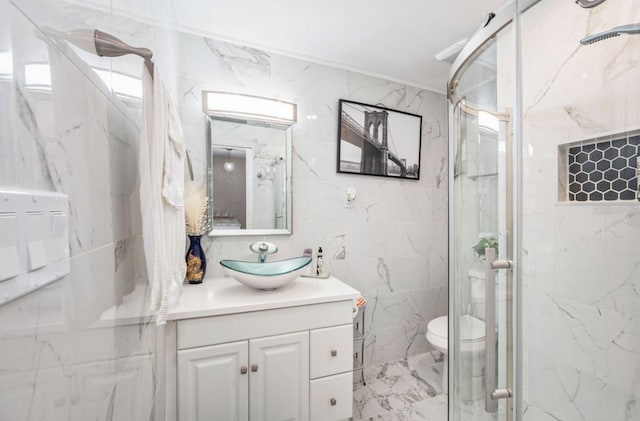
[{"x1": 186, "y1": 235, "x2": 206, "y2": 284}]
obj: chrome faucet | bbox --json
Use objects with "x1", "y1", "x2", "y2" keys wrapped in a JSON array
[
  {"x1": 257, "y1": 242, "x2": 269, "y2": 263},
  {"x1": 249, "y1": 241, "x2": 278, "y2": 263}
]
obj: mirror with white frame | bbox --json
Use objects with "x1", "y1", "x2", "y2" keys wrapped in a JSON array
[{"x1": 205, "y1": 102, "x2": 294, "y2": 236}]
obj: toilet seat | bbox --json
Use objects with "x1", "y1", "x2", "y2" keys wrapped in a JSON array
[
  {"x1": 425, "y1": 314, "x2": 487, "y2": 399},
  {"x1": 426, "y1": 316, "x2": 448, "y2": 354},
  {"x1": 426, "y1": 315, "x2": 486, "y2": 353},
  {"x1": 427, "y1": 316, "x2": 448, "y2": 338}
]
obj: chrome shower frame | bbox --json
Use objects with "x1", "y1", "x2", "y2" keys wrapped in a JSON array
[{"x1": 446, "y1": 1, "x2": 541, "y2": 420}]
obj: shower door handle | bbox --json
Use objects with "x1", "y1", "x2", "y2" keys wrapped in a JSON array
[{"x1": 484, "y1": 247, "x2": 512, "y2": 413}]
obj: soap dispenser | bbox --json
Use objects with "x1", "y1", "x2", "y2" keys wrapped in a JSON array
[{"x1": 316, "y1": 247, "x2": 324, "y2": 276}]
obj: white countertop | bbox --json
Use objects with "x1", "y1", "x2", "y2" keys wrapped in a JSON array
[{"x1": 167, "y1": 275, "x2": 360, "y2": 321}]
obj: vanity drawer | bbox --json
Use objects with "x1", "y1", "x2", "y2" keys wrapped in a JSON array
[
  {"x1": 310, "y1": 371, "x2": 353, "y2": 421},
  {"x1": 310, "y1": 324, "x2": 352, "y2": 378}
]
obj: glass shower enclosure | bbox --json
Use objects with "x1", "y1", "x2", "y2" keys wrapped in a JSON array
[{"x1": 448, "y1": 0, "x2": 640, "y2": 420}]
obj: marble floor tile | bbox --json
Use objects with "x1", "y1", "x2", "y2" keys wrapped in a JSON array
[
  {"x1": 408, "y1": 352, "x2": 446, "y2": 395},
  {"x1": 352, "y1": 351, "x2": 447, "y2": 421},
  {"x1": 362, "y1": 395, "x2": 448, "y2": 421}
]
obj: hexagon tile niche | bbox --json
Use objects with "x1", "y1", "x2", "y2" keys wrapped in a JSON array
[{"x1": 559, "y1": 133, "x2": 639, "y2": 202}]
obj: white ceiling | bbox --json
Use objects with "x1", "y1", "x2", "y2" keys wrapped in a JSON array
[{"x1": 175, "y1": 0, "x2": 506, "y2": 93}]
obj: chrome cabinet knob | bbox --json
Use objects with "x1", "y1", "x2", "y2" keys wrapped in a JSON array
[
  {"x1": 330, "y1": 398, "x2": 337, "y2": 406},
  {"x1": 251, "y1": 364, "x2": 259, "y2": 372},
  {"x1": 330, "y1": 349, "x2": 337, "y2": 357},
  {"x1": 240, "y1": 366, "x2": 248, "y2": 375}
]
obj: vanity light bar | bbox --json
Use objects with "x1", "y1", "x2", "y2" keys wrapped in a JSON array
[{"x1": 203, "y1": 91, "x2": 297, "y2": 125}]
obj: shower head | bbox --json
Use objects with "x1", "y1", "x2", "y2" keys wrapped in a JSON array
[
  {"x1": 42, "y1": 27, "x2": 154, "y2": 73},
  {"x1": 576, "y1": 0, "x2": 607, "y2": 8},
  {"x1": 94, "y1": 30, "x2": 152, "y2": 61},
  {"x1": 580, "y1": 23, "x2": 640, "y2": 45}
]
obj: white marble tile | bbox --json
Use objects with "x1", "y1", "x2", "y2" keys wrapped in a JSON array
[
  {"x1": 69, "y1": 355, "x2": 154, "y2": 421},
  {"x1": 0, "y1": 367, "x2": 70, "y2": 421},
  {"x1": 371, "y1": 323, "x2": 433, "y2": 365},
  {"x1": 66, "y1": 245, "x2": 117, "y2": 327},
  {"x1": 406, "y1": 330, "x2": 435, "y2": 361},
  {"x1": 407, "y1": 352, "x2": 446, "y2": 396},
  {"x1": 408, "y1": 395, "x2": 448, "y2": 421},
  {"x1": 406, "y1": 288, "x2": 443, "y2": 328},
  {"x1": 524, "y1": 348, "x2": 640, "y2": 421},
  {"x1": 407, "y1": 351, "x2": 443, "y2": 369},
  {"x1": 0, "y1": 317, "x2": 70, "y2": 374},
  {"x1": 352, "y1": 353, "x2": 446, "y2": 421},
  {"x1": 365, "y1": 291, "x2": 410, "y2": 332}
]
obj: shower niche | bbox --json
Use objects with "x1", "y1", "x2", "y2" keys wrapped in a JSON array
[{"x1": 558, "y1": 131, "x2": 639, "y2": 202}]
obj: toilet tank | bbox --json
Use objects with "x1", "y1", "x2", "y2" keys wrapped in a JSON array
[{"x1": 469, "y1": 268, "x2": 485, "y2": 320}]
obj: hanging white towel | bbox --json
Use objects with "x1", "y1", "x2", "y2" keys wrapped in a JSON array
[{"x1": 139, "y1": 64, "x2": 186, "y2": 325}]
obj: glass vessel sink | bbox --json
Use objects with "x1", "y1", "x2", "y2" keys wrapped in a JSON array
[{"x1": 219, "y1": 256, "x2": 312, "y2": 290}]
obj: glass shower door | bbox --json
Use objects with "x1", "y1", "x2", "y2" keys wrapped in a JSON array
[
  {"x1": 448, "y1": 20, "x2": 514, "y2": 421},
  {"x1": 519, "y1": 0, "x2": 640, "y2": 419}
]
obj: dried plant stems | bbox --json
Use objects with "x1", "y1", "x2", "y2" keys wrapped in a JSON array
[{"x1": 185, "y1": 182, "x2": 209, "y2": 236}]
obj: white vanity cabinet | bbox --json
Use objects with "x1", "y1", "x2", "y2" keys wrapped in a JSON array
[
  {"x1": 178, "y1": 332, "x2": 309, "y2": 421},
  {"x1": 169, "y1": 276, "x2": 360, "y2": 421}
]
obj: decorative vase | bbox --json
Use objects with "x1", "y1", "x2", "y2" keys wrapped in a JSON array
[{"x1": 186, "y1": 235, "x2": 206, "y2": 284}]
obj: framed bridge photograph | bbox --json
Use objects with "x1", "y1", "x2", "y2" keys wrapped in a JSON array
[{"x1": 337, "y1": 99, "x2": 422, "y2": 180}]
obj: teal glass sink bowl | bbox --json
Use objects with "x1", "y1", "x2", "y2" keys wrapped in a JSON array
[{"x1": 219, "y1": 256, "x2": 312, "y2": 290}]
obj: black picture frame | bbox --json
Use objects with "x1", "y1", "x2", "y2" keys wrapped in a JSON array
[{"x1": 337, "y1": 99, "x2": 422, "y2": 180}]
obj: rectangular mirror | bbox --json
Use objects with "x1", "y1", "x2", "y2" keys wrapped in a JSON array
[{"x1": 206, "y1": 116, "x2": 293, "y2": 236}]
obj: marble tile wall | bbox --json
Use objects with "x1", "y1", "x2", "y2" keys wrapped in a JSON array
[
  {"x1": 519, "y1": 1, "x2": 640, "y2": 419},
  {"x1": 0, "y1": 1, "x2": 179, "y2": 420},
  {"x1": 178, "y1": 34, "x2": 449, "y2": 365}
]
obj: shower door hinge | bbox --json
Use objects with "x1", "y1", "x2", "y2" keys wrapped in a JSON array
[{"x1": 491, "y1": 388, "x2": 512, "y2": 400}]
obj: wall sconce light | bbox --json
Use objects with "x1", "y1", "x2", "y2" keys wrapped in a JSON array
[
  {"x1": 223, "y1": 148, "x2": 235, "y2": 172},
  {"x1": 203, "y1": 91, "x2": 297, "y2": 126}
]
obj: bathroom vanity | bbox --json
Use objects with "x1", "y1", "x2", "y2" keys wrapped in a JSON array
[{"x1": 165, "y1": 275, "x2": 360, "y2": 421}]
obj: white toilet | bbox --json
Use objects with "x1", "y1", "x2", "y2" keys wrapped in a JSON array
[{"x1": 426, "y1": 314, "x2": 486, "y2": 400}]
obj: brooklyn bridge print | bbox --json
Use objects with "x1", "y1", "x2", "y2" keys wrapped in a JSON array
[{"x1": 337, "y1": 99, "x2": 422, "y2": 180}]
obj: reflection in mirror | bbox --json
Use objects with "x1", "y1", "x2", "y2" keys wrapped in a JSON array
[
  {"x1": 211, "y1": 146, "x2": 247, "y2": 229},
  {"x1": 207, "y1": 117, "x2": 292, "y2": 236}
]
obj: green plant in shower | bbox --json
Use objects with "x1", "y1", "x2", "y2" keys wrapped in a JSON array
[{"x1": 472, "y1": 237, "x2": 498, "y2": 259}]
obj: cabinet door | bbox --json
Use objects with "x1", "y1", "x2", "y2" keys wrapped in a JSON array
[
  {"x1": 249, "y1": 331, "x2": 309, "y2": 421},
  {"x1": 178, "y1": 341, "x2": 248, "y2": 421}
]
